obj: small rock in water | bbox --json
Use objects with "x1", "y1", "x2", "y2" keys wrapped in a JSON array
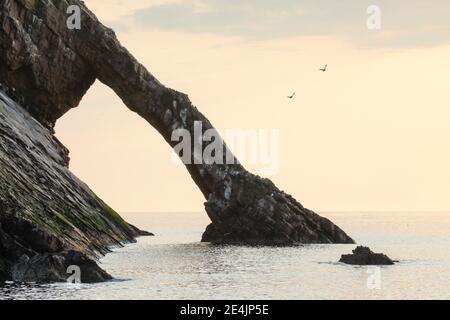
[{"x1": 339, "y1": 246, "x2": 395, "y2": 265}]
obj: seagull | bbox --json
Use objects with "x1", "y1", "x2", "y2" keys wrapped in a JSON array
[
  {"x1": 319, "y1": 64, "x2": 327, "y2": 72},
  {"x1": 287, "y1": 92, "x2": 295, "y2": 99}
]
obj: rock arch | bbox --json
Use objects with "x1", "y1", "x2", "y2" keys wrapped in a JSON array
[{"x1": 0, "y1": 0, "x2": 353, "y2": 245}]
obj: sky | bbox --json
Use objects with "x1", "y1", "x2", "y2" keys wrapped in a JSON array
[{"x1": 55, "y1": 0, "x2": 450, "y2": 213}]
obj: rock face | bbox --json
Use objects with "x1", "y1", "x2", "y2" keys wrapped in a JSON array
[
  {"x1": 0, "y1": 0, "x2": 353, "y2": 280},
  {"x1": 0, "y1": 90, "x2": 151, "y2": 282},
  {"x1": 340, "y1": 246, "x2": 395, "y2": 265}
]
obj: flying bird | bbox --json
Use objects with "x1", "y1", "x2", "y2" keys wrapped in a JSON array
[
  {"x1": 287, "y1": 92, "x2": 295, "y2": 99},
  {"x1": 319, "y1": 64, "x2": 327, "y2": 72}
]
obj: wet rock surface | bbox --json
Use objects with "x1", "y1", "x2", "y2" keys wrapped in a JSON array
[
  {"x1": 12, "y1": 250, "x2": 112, "y2": 283},
  {"x1": 1, "y1": 0, "x2": 354, "y2": 283},
  {"x1": 340, "y1": 246, "x2": 395, "y2": 265}
]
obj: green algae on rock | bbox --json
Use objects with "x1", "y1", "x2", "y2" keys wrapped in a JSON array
[{"x1": 0, "y1": 90, "x2": 151, "y2": 282}]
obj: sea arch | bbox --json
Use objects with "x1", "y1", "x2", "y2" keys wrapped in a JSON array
[{"x1": 0, "y1": 0, "x2": 353, "y2": 245}]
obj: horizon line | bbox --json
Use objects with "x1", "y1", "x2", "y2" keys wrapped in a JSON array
[{"x1": 119, "y1": 210, "x2": 450, "y2": 214}]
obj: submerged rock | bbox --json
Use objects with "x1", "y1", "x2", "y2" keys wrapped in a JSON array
[{"x1": 340, "y1": 246, "x2": 395, "y2": 265}]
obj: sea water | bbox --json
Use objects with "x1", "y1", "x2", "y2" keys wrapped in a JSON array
[{"x1": 1, "y1": 212, "x2": 449, "y2": 300}]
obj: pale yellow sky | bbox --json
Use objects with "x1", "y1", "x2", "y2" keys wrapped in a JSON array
[{"x1": 55, "y1": 1, "x2": 450, "y2": 213}]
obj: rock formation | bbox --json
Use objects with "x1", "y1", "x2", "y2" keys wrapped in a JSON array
[
  {"x1": 1, "y1": 0, "x2": 353, "y2": 282},
  {"x1": 340, "y1": 246, "x2": 395, "y2": 265},
  {"x1": 0, "y1": 90, "x2": 152, "y2": 282}
]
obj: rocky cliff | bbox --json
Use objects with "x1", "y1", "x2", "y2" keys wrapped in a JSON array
[
  {"x1": 0, "y1": 89, "x2": 150, "y2": 282},
  {"x1": 1, "y1": 0, "x2": 353, "y2": 282}
]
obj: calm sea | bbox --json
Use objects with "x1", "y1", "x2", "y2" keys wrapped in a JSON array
[{"x1": 1, "y1": 212, "x2": 449, "y2": 300}]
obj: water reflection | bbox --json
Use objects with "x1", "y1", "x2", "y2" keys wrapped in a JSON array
[
  {"x1": 0, "y1": 282, "x2": 85, "y2": 300},
  {"x1": 1, "y1": 212, "x2": 450, "y2": 300}
]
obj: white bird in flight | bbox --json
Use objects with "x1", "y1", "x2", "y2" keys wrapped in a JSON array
[
  {"x1": 287, "y1": 92, "x2": 295, "y2": 99},
  {"x1": 319, "y1": 64, "x2": 327, "y2": 72}
]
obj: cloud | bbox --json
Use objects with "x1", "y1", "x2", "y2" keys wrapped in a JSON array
[
  {"x1": 84, "y1": 0, "x2": 181, "y2": 22},
  {"x1": 118, "y1": 0, "x2": 450, "y2": 49}
]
